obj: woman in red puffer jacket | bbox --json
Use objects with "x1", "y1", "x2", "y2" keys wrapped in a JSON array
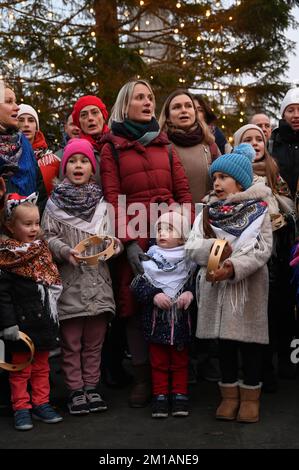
[{"x1": 100, "y1": 79, "x2": 194, "y2": 408}]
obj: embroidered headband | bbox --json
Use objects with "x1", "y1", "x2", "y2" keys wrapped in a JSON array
[{"x1": 5, "y1": 192, "x2": 38, "y2": 218}]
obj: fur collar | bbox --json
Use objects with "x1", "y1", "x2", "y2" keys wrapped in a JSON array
[{"x1": 204, "y1": 182, "x2": 272, "y2": 205}]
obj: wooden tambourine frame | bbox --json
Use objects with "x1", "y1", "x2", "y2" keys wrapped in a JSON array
[
  {"x1": 74, "y1": 235, "x2": 116, "y2": 265},
  {"x1": 206, "y1": 239, "x2": 228, "y2": 282},
  {"x1": 0, "y1": 331, "x2": 35, "y2": 372}
]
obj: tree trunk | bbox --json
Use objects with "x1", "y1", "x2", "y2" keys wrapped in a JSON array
[{"x1": 94, "y1": 0, "x2": 119, "y2": 46}]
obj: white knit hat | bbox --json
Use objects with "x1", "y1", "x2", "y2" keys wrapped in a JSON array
[
  {"x1": 233, "y1": 124, "x2": 266, "y2": 147},
  {"x1": 17, "y1": 103, "x2": 39, "y2": 130},
  {"x1": 0, "y1": 80, "x2": 4, "y2": 103},
  {"x1": 280, "y1": 88, "x2": 299, "y2": 117},
  {"x1": 155, "y1": 211, "x2": 190, "y2": 240}
]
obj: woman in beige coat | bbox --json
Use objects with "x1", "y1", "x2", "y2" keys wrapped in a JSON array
[
  {"x1": 185, "y1": 144, "x2": 273, "y2": 423},
  {"x1": 159, "y1": 89, "x2": 220, "y2": 204}
]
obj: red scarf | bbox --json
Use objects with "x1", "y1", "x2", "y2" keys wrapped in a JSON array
[
  {"x1": 80, "y1": 125, "x2": 110, "y2": 153},
  {"x1": 33, "y1": 130, "x2": 48, "y2": 150}
]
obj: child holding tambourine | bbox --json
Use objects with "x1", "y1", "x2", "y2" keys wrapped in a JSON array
[
  {"x1": 42, "y1": 138, "x2": 121, "y2": 416},
  {"x1": 185, "y1": 144, "x2": 272, "y2": 423}
]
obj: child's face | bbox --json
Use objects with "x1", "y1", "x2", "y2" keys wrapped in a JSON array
[
  {"x1": 18, "y1": 113, "x2": 37, "y2": 144},
  {"x1": 241, "y1": 129, "x2": 265, "y2": 162},
  {"x1": 156, "y1": 223, "x2": 184, "y2": 249},
  {"x1": 65, "y1": 153, "x2": 93, "y2": 185},
  {"x1": 213, "y1": 172, "x2": 242, "y2": 199},
  {"x1": 7, "y1": 205, "x2": 40, "y2": 243}
]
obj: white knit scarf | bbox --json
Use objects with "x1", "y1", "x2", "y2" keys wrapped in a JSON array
[{"x1": 142, "y1": 245, "x2": 196, "y2": 299}]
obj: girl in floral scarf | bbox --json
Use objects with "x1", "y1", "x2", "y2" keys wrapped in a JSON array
[
  {"x1": 186, "y1": 144, "x2": 273, "y2": 424},
  {"x1": 0, "y1": 192, "x2": 63, "y2": 431}
]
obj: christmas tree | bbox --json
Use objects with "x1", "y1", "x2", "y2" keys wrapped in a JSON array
[{"x1": 0, "y1": 0, "x2": 297, "y2": 142}]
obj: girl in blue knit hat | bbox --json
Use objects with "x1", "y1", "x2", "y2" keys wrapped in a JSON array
[{"x1": 185, "y1": 143, "x2": 273, "y2": 423}]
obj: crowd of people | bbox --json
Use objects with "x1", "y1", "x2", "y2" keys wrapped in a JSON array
[{"x1": 1, "y1": 77, "x2": 299, "y2": 431}]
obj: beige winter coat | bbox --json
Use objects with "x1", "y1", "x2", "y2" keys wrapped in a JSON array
[
  {"x1": 172, "y1": 143, "x2": 214, "y2": 203},
  {"x1": 185, "y1": 184, "x2": 273, "y2": 344},
  {"x1": 42, "y1": 201, "x2": 115, "y2": 321}
]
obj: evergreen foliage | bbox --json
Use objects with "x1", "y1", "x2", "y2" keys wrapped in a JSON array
[{"x1": 0, "y1": 0, "x2": 297, "y2": 142}]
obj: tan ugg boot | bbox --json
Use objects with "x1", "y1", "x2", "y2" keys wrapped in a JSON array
[
  {"x1": 237, "y1": 382, "x2": 262, "y2": 423},
  {"x1": 216, "y1": 382, "x2": 239, "y2": 420},
  {"x1": 128, "y1": 364, "x2": 151, "y2": 408}
]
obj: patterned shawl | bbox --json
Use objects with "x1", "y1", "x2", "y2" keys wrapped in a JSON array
[
  {"x1": 142, "y1": 244, "x2": 196, "y2": 299},
  {"x1": 50, "y1": 180, "x2": 103, "y2": 222},
  {"x1": 0, "y1": 131, "x2": 37, "y2": 195},
  {"x1": 0, "y1": 238, "x2": 61, "y2": 287},
  {"x1": 208, "y1": 199, "x2": 268, "y2": 237}
]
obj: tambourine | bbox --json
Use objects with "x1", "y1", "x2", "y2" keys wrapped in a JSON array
[
  {"x1": 74, "y1": 235, "x2": 116, "y2": 265},
  {"x1": 206, "y1": 239, "x2": 228, "y2": 282},
  {"x1": 0, "y1": 331, "x2": 35, "y2": 372}
]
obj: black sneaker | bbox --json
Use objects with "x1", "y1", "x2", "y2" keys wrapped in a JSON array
[
  {"x1": 68, "y1": 390, "x2": 89, "y2": 415},
  {"x1": 85, "y1": 389, "x2": 108, "y2": 412},
  {"x1": 151, "y1": 394, "x2": 169, "y2": 418},
  {"x1": 171, "y1": 393, "x2": 189, "y2": 417}
]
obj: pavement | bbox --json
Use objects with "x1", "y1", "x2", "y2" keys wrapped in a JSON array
[{"x1": 1, "y1": 356, "x2": 299, "y2": 450}]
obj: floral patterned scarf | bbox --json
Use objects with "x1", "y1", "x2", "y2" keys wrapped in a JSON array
[
  {"x1": 0, "y1": 131, "x2": 37, "y2": 195},
  {"x1": 0, "y1": 238, "x2": 61, "y2": 287},
  {"x1": 50, "y1": 180, "x2": 103, "y2": 222},
  {"x1": 208, "y1": 199, "x2": 268, "y2": 237}
]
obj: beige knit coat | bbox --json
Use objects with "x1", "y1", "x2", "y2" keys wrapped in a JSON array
[{"x1": 185, "y1": 184, "x2": 273, "y2": 344}]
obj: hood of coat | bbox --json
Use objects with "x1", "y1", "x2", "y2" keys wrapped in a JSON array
[
  {"x1": 204, "y1": 182, "x2": 272, "y2": 205},
  {"x1": 100, "y1": 130, "x2": 170, "y2": 153}
]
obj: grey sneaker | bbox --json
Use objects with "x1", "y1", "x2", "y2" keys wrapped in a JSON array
[
  {"x1": 85, "y1": 389, "x2": 108, "y2": 412},
  {"x1": 68, "y1": 390, "x2": 89, "y2": 415}
]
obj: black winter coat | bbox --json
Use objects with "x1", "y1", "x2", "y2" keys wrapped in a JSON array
[
  {"x1": 131, "y1": 274, "x2": 194, "y2": 346},
  {"x1": 270, "y1": 120, "x2": 299, "y2": 198},
  {"x1": 0, "y1": 270, "x2": 60, "y2": 351}
]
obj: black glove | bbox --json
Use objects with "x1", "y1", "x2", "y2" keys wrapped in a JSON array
[
  {"x1": 126, "y1": 241, "x2": 145, "y2": 275},
  {"x1": 2, "y1": 325, "x2": 20, "y2": 341}
]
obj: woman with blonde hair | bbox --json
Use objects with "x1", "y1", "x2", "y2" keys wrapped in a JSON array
[
  {"x1": 0, "y1": 80, "x2": 47, "y2": 212},
  {"x1": 100, "y1": 79, "x2": 193, "y2": 408}
]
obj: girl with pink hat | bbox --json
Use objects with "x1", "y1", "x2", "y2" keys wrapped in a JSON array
[{"x1": 42, "y1": 137, "x2": 121, "y2": 416}]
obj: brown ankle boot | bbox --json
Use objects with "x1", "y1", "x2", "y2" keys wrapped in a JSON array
[
  {"x1": 129, "y1": 364, "x2": 151, "y2": 408},
  {"x1": 216, "y1": 382, "x2": 239, "y2": 420},
  {"x1": 237, "y1": 382, "x2": 262, "y2": 423}
]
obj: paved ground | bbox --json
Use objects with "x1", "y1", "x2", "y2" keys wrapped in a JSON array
[{"x1": 1, "y1": 357, "x2": 299, "y2": 450}]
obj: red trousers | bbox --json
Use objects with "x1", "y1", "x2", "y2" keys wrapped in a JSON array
[
  {"x1": 9, "y1": 351, "x2": 50, "y2": 411},
  {"x1": 149, "y1": 343, "x2": 189, "y2": 396}
]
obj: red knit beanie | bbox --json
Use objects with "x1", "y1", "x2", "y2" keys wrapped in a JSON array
[
  {"x1": 72, "y1": 95, "x2": 109, "y2": 128},
  {"x1": 62, "y1": 138, "x2": 96, "y2": 174}
]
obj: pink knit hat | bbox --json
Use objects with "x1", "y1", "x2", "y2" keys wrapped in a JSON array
[{"x1": 61, "y1": 138, "x2": 96, "y2": 174}]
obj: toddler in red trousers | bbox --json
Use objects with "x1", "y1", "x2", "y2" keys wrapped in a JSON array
[
  {"x1": 0, "y1": 193, "x2": 63, "y2": 431},
  {"x1": 131, "y1": 210, "x2": 196, "y2": 419}
]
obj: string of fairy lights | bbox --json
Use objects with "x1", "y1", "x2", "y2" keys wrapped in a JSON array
[{"x1": 0, "y1": 0, "x2": 252, "y2": 135}]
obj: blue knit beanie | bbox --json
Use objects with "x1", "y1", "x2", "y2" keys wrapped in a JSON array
[{"x1": 209, "y1": 143, "x2": 255, "y2": 190}]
